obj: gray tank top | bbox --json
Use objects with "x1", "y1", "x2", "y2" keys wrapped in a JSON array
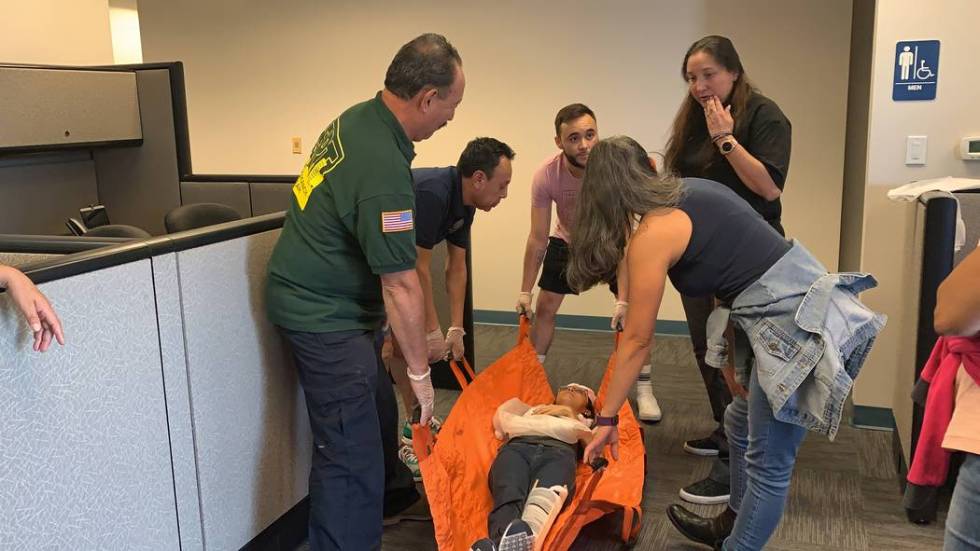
[{"x1": 666, "y1": 178, "x2": 790, "y2": 303}]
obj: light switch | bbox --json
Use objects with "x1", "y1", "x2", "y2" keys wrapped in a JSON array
[
  {"x1": 906, "y1": 135, "x2": 927, "y2": 165},
  {"x1": 291, "y1": 136, "x2": 303, "y2": 154}
]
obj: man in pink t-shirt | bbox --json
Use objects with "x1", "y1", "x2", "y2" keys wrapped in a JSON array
[{"x1": 516, "y1": 104, "x2": 661, "y2": 422}]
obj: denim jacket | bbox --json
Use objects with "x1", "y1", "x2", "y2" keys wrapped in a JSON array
[{"x1": 704, "y1": 240, "x2": 887, "y2": 440}]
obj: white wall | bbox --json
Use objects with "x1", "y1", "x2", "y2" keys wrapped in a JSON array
[
  {"x1": 138, "y1": 0, "x2": 853, "y2": 322},
  {"x1": 0, "y1": 0, "x2": 113, "y2": 65},
  {"x1": 849, "y1": 0, "x2": 980, "y2": 458},
  {"x1": 109, "y1": 0, "x2": 143, "y2": 64},
  {"x1": 840, "y1": 0, "x2": 875, "y2": 273}
]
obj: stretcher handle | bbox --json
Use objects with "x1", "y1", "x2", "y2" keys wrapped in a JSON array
[
  {"x1": 589, "y1": 457, "x2": 609, "y2": 473},
  {"x1": 548, "y1": 455, "x2": 612, "y2": 548},
  {"x1": 518, "y1": 313, "x2": 531, "y2": 345},
  {"x1": 447, "y1": 357, "x2": 476, "y2": 390}
]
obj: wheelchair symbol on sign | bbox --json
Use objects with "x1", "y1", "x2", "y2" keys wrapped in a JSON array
[
  {"x1": 898, "y1": 45, "x2": 935, "y2": 81},
  {"x1": 916, "y1": 59, "x2": 934, "y2": 80}
]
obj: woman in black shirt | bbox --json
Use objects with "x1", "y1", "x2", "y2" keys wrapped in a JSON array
[{"x1": 662, "y1": 35, "x2": 792, "y2": 544}]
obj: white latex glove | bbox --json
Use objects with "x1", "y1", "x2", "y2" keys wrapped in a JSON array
[
  {"x1": 611, "y1": 301, "x2": 628, "y2": 331},
  {"x1": 445, "y1": 326, "x2": 466, "y2": 361},
  {"x1": 426, "y1": 328, "x2": 445, "y2": 363},
  {"x1": 516, "y1": 291, "x2": 534, "y2": 318},
  {"x1": 408, "y1": 366, "x2": 434, "y2": 425}
]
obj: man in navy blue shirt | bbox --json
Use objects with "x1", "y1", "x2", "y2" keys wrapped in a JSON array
[{"x1": 385, "y1": 137, "x2": 515, "y2": 478}]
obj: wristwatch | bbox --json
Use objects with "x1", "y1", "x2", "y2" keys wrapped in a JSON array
[
  {"x1": 718, "y1": 136, "x2": 738, "y2": 156},
  {"x1": 595, "y1": 414, "x2": 619, "y2": 427}
]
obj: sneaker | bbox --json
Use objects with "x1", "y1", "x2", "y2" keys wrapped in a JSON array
[
  {"x1": 498, "y1": 519, "x2": 535, "y2": 551},
  {"x1": 678, "y1": 476, "x2": 731, "y2": 505},
  {"x1": 683, "y1": 436, "x2": 720, "y2": 457},
  {"x1": 401, "y1": 415, "x2": 443, "y2": 446},
  {"x1": 635, "y1": 381, "x2": 662, "y2": 422},
  {"x1": 398, "y1": 443, "x2": 422, "y2": 482},
  {"x1": 469, "y1": 538, "x2": 497, "y2": 551},
  {"x1": 382, "y1": 495, "x2": 432, "y2": 526}
]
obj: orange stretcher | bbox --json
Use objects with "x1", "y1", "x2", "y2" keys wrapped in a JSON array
[{"x1": 412, "y1": 317, "x2": 644, "y2": 550}]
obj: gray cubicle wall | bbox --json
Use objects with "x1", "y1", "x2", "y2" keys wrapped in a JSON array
[
  {"x1": 0, "y1": 234, "x2": 132, "y2": 268},
  {"x1": 955, "y1": 192, "x2": 980, "y2": 264},
  {"x1": 0, "y1": 252, "x2": 58, "y2": 267},
  {"x1": 0, "y1": 152, "x2": 101, "y2": 235},
  {"x1": 0, "y1": 260, "x2": 180, "y2": 549},
  {"x1": 0, "y1": 214, "x2": 308, "y2": 550},
  {"x1": 94, "y1": 68, "x2": 183, "y2": 235},
  {"x1": 1, "y1": 63, "x2": 305, "y2": 236},
  {"x1": 166, "y1": 228, "x2": 310, "y2": 550},
  {"x1": 0, "y1": 67, "x2": 141, "y2": 150},
  {"x1": 179, "y1": 178, "x2": 294, "y2": 219}
]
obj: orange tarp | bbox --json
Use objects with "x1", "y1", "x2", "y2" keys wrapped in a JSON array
[{"x1": 413, "y1": 319, "x2": 644, "y2": 550}]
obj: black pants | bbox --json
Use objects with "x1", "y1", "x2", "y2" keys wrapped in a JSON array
[
  {"x1": 280, "y1": 328, "x2": 419, "y2": 551},
  {"x1": 487, "y1": 438, "x2": 577, "y2": 542}
]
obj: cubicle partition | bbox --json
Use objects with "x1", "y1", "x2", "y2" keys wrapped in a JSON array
[
  {"x1": 1, "y1": 61, "x2": 476, "y2": 548},
  {"x1": 903, "y1": 190, "x2": 980, "y2": 522},
  {"x1": 0, "y1": 234, "x2": 132, "y2": 268},
  {"x1": 0, "y1": 213, "x2": 310, "y2": 550}
]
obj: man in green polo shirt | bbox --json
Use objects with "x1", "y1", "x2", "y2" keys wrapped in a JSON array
[{"x1": 266, "y1": 33, "x2": 464, "y2": 551}]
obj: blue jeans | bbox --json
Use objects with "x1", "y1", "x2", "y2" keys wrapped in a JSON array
[
  {"x1": 946, "y1": 453, "x2": 980, "y2": 550},
  {"x1": 722, "y1": 368, "x2": 807, "y2": 550},
  {"x1": 724, "y1": 392, "x2": 749, "y2": 513}
]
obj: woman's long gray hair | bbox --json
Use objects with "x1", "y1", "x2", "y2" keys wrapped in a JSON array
[{"x1": 567, "y1": 136, "x2": 683, "y2": 293}]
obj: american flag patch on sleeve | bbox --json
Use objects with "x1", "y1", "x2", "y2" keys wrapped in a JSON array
[{"x1": 381, "y1": 210, "x2": 414, "y2": 233}]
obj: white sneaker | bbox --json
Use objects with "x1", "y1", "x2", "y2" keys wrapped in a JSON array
[{"x1": 636, "y1": 381, "x2": 662, "y2": 422}]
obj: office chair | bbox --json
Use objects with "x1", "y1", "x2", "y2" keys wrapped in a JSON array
[
  {"x1": 164, "y1": 203, "x2": 242, "y2": 233},
  {"x1": 83, "y1": 224, "x2": 152, "y2": 238}
]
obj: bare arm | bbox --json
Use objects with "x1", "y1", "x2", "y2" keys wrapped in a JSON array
[
  {"x1": 520, "y1": 206, "x2": 552, "y2": 292},
  {"x1": 381, "y1": 269, "x2": 429, "y2": 374},
  {"x1": 934, "y1": 247, "x2": 980, "y2": 336},
  {"x1": 414, "y1": 247, "x2": 441, "y2": 333},
  {"x1": 600, "y1": 212, "x2": 689, "y2": 417},
  {"x1": 446, "y1": 244, "x2": 467, "y2": 328}
]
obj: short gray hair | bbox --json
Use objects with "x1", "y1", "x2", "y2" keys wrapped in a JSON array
[{"x1": 384, "y1": 33, "x2": 461, "y2": 100}]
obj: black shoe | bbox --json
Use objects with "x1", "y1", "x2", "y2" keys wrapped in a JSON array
[
  {"x1": 382, "y1": 496, "x2": 432, "y2": 526},
  {"x1": 679, "y1": 476, "x2": 731, "y2": 505},
  {"x1": 498, "y1": 519, "x2": 535, "y2": 551},
  {"x1": 470, "y1": 538, "x2": 497, "y2": 551},
  {"x1": 666, "y1": 504, "x2": 736, "y2": 547},
  {"x1": 684, "y1": 436, "x2": 721, "y2": 456}
]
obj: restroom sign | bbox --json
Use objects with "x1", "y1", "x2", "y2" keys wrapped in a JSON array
[{"x1": 893, "y1": 40, "x2": 940, "y2": 101}]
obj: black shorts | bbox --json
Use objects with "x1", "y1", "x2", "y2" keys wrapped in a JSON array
[{"x1": 538, "y1": 237, "x2": 618, "y2": 296}]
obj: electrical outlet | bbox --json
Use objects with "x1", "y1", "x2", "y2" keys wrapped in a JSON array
[{"x1": 291, "y1": 137, "x2": 302, "y2": 155}]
